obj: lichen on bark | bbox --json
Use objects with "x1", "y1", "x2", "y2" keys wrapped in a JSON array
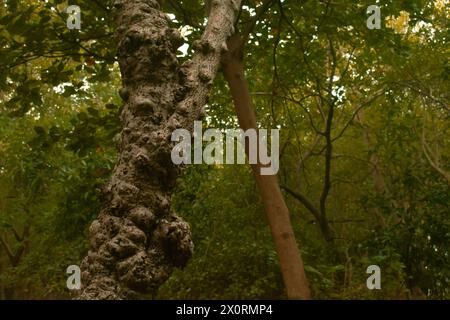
[{"x1": 78, "y1": 0, "x2": 241, "y2": 299}]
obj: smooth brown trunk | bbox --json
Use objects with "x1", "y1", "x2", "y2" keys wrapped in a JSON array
[{"x1": 222, "y1": 35, "x2": 311, "y2": 299}]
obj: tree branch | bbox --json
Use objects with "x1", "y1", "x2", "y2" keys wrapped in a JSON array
[{"x1": 281, "y1": 185, "x2": 321, "y2": 222}]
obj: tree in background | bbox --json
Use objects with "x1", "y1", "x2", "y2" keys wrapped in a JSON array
[{"x1": 0, "y1": 0, "x2": 448, "y2": 300}]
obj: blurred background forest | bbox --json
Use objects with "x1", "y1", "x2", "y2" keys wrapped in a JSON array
[{"x1": 0, "y1": 0, "x2": 448, "y2": 299}]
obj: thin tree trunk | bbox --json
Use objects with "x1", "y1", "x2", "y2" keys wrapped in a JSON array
[
  {"x1": 356, "y1": 110, "x2": 386, "y2": 226},
  {"x1": 222, "y1": 34, "x2": 311, "y2": 299},
  {"x1": 79, "y1": 0, "x2": 241, "y2": 299}
]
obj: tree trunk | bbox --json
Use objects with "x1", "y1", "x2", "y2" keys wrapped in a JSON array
[
  {"x1": 356, "y1": 110, "x2": 386, "y2": 226},
  {"x1": 79, "y1": 0, "x2": 241, "y2": 299},
  {"x1": 222, "y1": 34, "x2": 311, "y2": 299}
]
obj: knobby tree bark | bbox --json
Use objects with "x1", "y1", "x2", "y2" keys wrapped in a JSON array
[
  {"x1": 79, "y1": 0, "x2": 241, "y2": 299},
  {"x1": 222, "y1": 34, "x2": 311, "y2": 299}
]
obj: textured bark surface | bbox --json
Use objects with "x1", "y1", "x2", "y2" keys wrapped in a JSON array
[
  {"x1": 79, "y1": 0, "x2": 241, "y2": 299},
  {"x1": 222, "y1": 35, "x2": 311, "y2": 299}
]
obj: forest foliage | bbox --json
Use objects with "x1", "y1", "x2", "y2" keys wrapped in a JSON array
[{"x1": 0, "y1": 0, "x2": 448, "y2": 299}]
